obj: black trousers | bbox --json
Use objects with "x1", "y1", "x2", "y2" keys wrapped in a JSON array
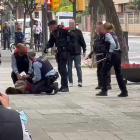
[
  {"x1": 34, "y1": 34, "x2": 40, "y2": 51},
  {"x1": 97, "y1": 58, "x2": 111, "y2": 87},
  {"x1": 4, "y1": 35, "x2": 10, "y2": 49},
  {"x1": 57, "y1": 51, "x2": 69, "y2": 88},
  {"x1": 101, "y1": 51, "x2": 127, "y2": 92},
  {"x1": 32, "y1": 74, "x2": 58, "y2": 94}
]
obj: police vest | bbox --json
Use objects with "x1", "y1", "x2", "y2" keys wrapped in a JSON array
[
  {"x1": 94, "y1": 33, "x2": 108, "y2": 55},
  {"x1": 34, "y1": 58, "x2": 53, "y2": 79},
  {"x1": 14, "y1": 49, "x2": 29, "y2": 73},
  {"x1": 0, "y1": 105, "x2": 23, "y2": 140},
  {"x1": 102, "y1": 32, "x2": 120, "y2": 52}
]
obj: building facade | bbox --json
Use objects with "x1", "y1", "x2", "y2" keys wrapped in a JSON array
[{"x1": 113, "y1": 0, "x2": 130, "y2": 12}]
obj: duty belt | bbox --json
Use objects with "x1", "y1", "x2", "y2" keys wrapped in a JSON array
[{"x1": 57, "y1": 46, "x2": 66, "y2": 52}]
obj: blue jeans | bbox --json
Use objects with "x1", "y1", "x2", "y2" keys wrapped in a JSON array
[{"x1": 68, "y1": 55, "x2": 82, "y2": 83}]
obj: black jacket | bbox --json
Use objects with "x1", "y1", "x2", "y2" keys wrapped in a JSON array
[
  {"x1": 71, "y1": 29, "x2": 86, "y2": 55},
  {"x1": 46, "y1": 26, "x2": 77, "y2": 52},
  {"x1": 0, "y1": 105, "x2": 23, "y2": 140}
]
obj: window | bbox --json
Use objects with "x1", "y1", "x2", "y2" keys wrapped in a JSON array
[
  {"x1": 35, "y1": 12, "x2": 39, "y2": 18},
  {"x1": 59, "y1": 16, "x2": 73, "y2": 19}
]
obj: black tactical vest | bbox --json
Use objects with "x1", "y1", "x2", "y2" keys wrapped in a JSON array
[
  {"x1": 34, "y1": 58, "x2": 53, "y2": 79},
  {"x1": 0, "y1": 106, "x2": 23, "y2": 140},
  {"x1": 14, "y1": 53, "x2": 29, "y2": 73}
]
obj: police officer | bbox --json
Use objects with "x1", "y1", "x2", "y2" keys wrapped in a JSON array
[
  {"x1": 88, "y1": 22, "x2": 111, "y2": 90},
  {"x1": 96, "y1": 23, "x2": 128, "y2": 97},
  {"x1": 44, "y1": 20, "x2": 77, "y2": 92},
  {"x1": 28, "y1": 51, "x2": 59, "y2": 94}
]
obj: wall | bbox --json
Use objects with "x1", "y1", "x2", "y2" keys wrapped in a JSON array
[{"x1": 79, "y1": 12, "x2": 140, "y2": 35}]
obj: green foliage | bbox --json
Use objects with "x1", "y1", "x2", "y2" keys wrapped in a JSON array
[
  {"x1": 125, "y1": 0, "x2": 140, "y2": 11},
  {"x1": 60, "y1": 4, "x2": 73, "y2": 12},
  {"x1": 54, "y1": 0, "x2": 72, "y2": 13},
  {"x1": 98, "y1": 0, "x2": 105, "y2": 15},
  {"x1": 76, "y1": 13, "x2": 82, "y2": 23}
]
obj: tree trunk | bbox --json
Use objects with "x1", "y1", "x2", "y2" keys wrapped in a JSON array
[
  {"x1": 29, "y1": 13, "x2": 34, "y2": 49},
  {"x1": 101, "y1": 0, "x2": 129, "y2": 63},
  {"x1": 23, "y1": 12, "x2": 26, "y2": 38},
  {"x1": 90, "y1": 0, "x2": 98, "y2": 67},
  {"x1": 47, "y1": 11, "x2": 53, "y2": 22}
]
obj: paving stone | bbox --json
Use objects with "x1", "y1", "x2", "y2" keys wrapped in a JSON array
[
  {"x1": 64, "y1": 132, "x2": 86, "y2": 140},
  {"x1": 80, "y1": 132, "x2": 104, "y2": 140},
  {"x1": 47, "y1": 132, "x2": 69, "y2": 140}
]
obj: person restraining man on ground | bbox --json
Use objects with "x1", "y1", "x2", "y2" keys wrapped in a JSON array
[
  {"x1": 88, "y1": 22, "x2": 111, "y2": 90},
  {"x1": 11, "y1": 43, "x2": 32, "y2": 84},
  {"x1": 28, "y1": 51, "x2": 59, "y2": 94},
  {"x1": 96, "y1": 23, "x2": 128, "y2": 97},
  {"x1": 44, "y1": 20, "x2": 77, "y2": 92},
  {"x1": 68, "y1": 19, "x2": 86, "y2": 87}
]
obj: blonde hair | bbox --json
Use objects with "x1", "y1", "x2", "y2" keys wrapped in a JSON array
[{"x1": 103, "y1": 22, "x2": 115, "y2": 31}]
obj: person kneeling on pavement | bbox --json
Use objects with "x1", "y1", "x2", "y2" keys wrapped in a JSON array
[
  {"x1": 28, "y1": 51, "x2": 59, "y2": 94},
  {"x1": 11, "y1": 43, "x2": 33, "y2": 84}
]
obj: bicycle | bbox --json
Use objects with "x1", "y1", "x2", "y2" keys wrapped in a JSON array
[{"x1": 10, "y1": 40, "x2": 30, "y2": 52}]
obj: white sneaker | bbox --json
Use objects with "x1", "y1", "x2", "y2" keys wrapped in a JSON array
[
  {"x1": 78, "y1": 83, "x2": 82, "y2": 87},
  {"x1": 69, "y1": 83, "x2": 73, "y2": 87}
]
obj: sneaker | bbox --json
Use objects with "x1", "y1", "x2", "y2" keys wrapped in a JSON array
[
  {"x1": 62, "y1": 88, "x2": 69, "y2": 92},
  {"x1": 51, "y1": 82, "x2": 59, "y2": 94},
  {"x1": 95, "y1": 86, "x2": 101, "y2": 89},
  {"x1": 118, "y1": 91, "x2": 128, "y2": 97},
  {"x1": 69, "y1": 83, "x2": 73, "y2": 87},
  {"x1": 96, "y1": 90, "x2": 108, "y2": 96},
  {"x1": 78, "y1": 82, "x2": 82, "y2": 87}
]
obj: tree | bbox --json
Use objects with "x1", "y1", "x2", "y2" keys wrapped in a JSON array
[
  {"x1": 90, "y1": 0, "x2": 98, "y2": 67},
  {"x1": 20, "y1": 0, "x2": 38, "y2": 48},
  {"x1": 125, "y1": 0, "x2": 140, "y2": 11},
  {"x1": 101, "y1": 0, "x2": 129, "y2": 63}
]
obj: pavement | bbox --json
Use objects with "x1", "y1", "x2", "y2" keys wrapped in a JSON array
[{"x1": 1, "y1": 50, "x2": 140, "y2": 140}]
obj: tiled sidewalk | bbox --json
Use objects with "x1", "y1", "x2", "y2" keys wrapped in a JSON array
[{"x1": 1, "y1": 64, "x2": 140, "y2": 140}]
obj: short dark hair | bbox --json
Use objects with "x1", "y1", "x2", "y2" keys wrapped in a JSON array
[
  {"x1": 48, "y1": 20, "x2": 57, "y2": 26},
  {"x1": 97, "y1": 22, "x2": 103, "y2": 25}
]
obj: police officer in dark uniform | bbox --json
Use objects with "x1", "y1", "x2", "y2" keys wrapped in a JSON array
[
  {"x1": 88, "y1": 22, "x2": 111, "y2": 90},
  {"x1": 96, "y1": 23, "x2": 128, "y2": 97},
  {"x1": 44, "y1": 20, "x2": 77, "y2": 92}
]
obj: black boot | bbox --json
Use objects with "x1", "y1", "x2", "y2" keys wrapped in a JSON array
[
  {"x1": 62, "y1": 87, "x2": 69, "y2": 92},
  {"x1": 96, "y1": 90, "x2": 108, "y2": 96},
  {"x1": 59, "y1": 87, "x2": 63, "y2": 92},
  {"x1": 51, "y1": 82, "x2": 59, "y2": 94},
  {"x1": 118, "y1": 90, "x2": 128, "y2": 97},
  {"x1": 107, "y1": 85, "x2": 112, "y2": 90},
  {"x1": 95, "y1": 86, "x2": 101, "y2": 89}
]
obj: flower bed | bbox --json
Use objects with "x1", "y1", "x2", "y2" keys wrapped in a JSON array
[{"x1": 121, "y1": 64, "x2": 140, "y2": 82}]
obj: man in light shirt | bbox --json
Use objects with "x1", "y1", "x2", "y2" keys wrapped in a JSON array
[{"x1": 33, "y1": 20, "x2": 42, "y2": 51}]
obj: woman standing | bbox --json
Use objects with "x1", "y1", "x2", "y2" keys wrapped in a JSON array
[{"x1": 96, "y1": 23, "x2": 128, "y2": 97}]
